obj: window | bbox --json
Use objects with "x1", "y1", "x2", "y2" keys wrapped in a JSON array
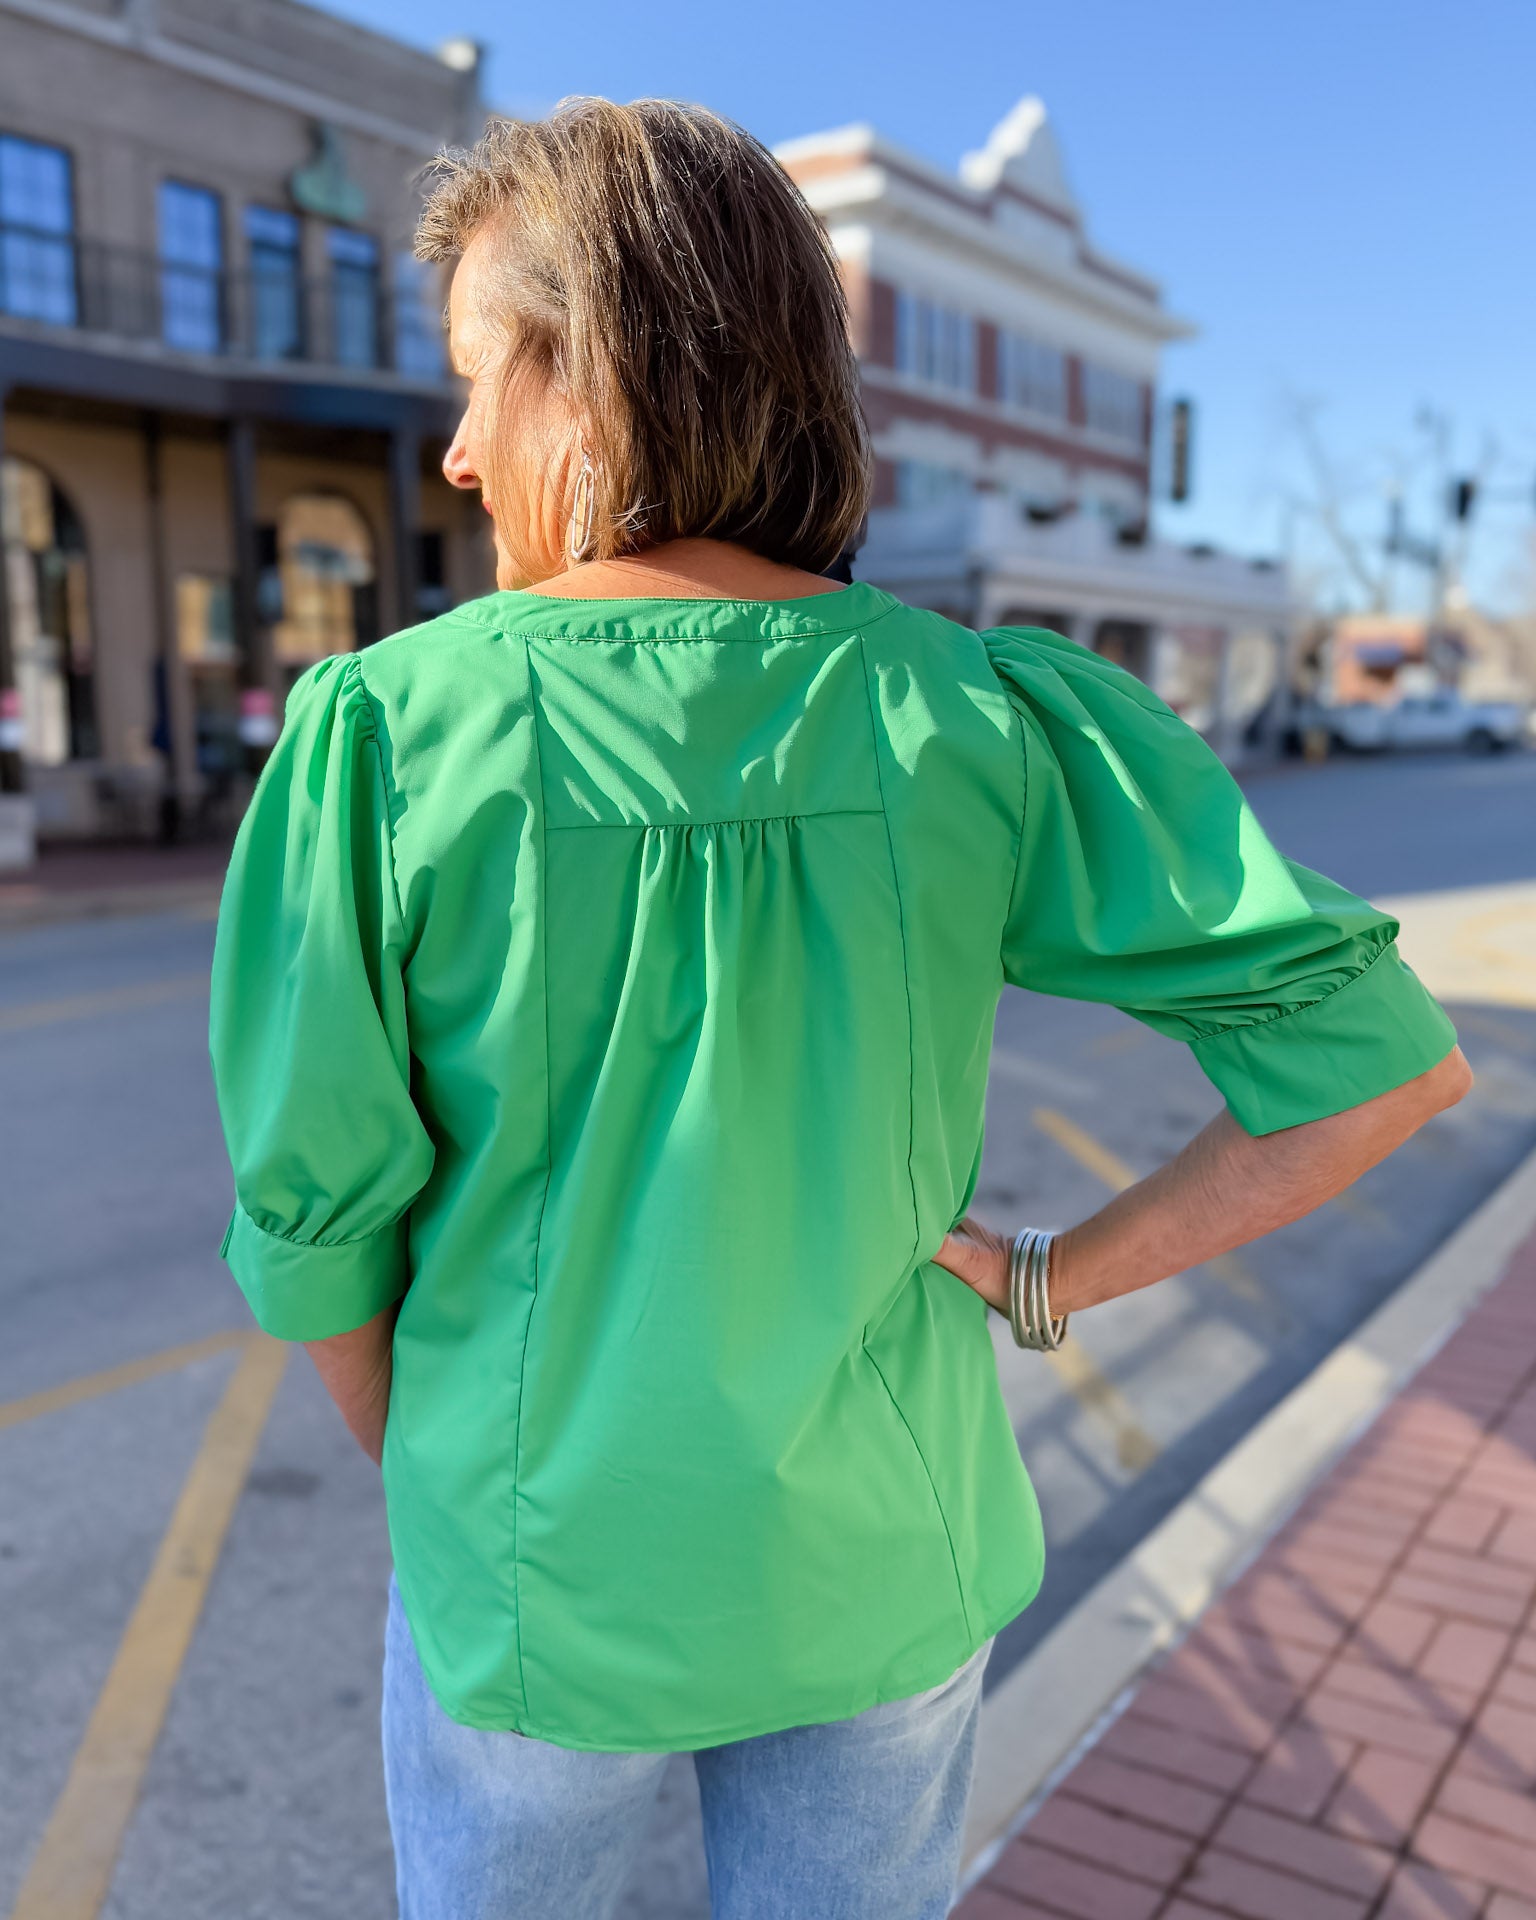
[
  {"x1": 1082, "y1": 364, "x2": 1145, "y2": 445},
  {"x1": 894, "y1": 291, "x2": 976, "y2": 395},
  {"x1": 2, "y1": 456, "x2": 96, "y2": 762},
  {"x1": 176, "y1": 573, "x2": 238, "y2": 667},
  {"x1": 0, "y1": 133, "x2": 76, "y2": 324},
  {"x1": 328, "y1": 227, "x2": 379, "y2": 368},
  {"x1": 159, "y1": 182, "x2": 223, "y2": 353},
  {"x1": 997, "y1": 332, "x2": 1066, "y2": 419},
  {"x1": 392, "y1": 251, "x2": 445, "y2": 379},
  {"x1": 272, "y1": 493, "x2": 375, "y2": 670},
  {"x1": 246, "y1": 205, "x2": 303, "y2": 360},
  {"x1": 894, "y1": 460, "x2": 972, "y2": 510}
]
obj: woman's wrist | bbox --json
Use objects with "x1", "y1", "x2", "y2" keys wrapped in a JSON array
[{"x1": 1046, "y1": 1225, "x2": 1083, "y2": 1319}]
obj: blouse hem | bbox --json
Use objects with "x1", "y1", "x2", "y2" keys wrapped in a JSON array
[{"x1": 408, "y1": 1583, "x2": 1040, "y2": 1753}]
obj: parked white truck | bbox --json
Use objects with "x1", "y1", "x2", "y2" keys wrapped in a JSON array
[{"x1": 1285, "y1": 691, "x2": 1527, "y2": 756}]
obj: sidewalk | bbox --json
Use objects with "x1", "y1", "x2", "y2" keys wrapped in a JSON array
[
  {"x1": 960, "y1": 1220, "x2": 1536, "y2": 1920},
  {"x1": 0, "y1": 839, "x2": 231, "y2": 929}
]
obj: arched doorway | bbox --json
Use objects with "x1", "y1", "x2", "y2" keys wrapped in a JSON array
[
  {"x1": 2, "y1": 456, "x2": 97, "y2": 764},
  {"x1": 271, "y1": 493, "x2": 377, "y2": 691}
]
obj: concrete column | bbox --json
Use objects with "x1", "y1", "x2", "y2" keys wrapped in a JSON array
[
  {"x1": 388, "y1": 424, "x2": 422, "y2": 632},
  {"x1": 1211, "y1": 625, "x2": 1237, "y2": 765},
  {"x1": 1059, "y1": 608, "x2": 1101, "y2": 650},
  {"x1": 142, "y1": 414, "x2": 198, "y2": 835},
  {"x1": 226, "y1": 417, "x2": 276, "y2": 762},
  {"x1": 227, "y1": 420, "x2": 265, "y2": 683},
  {"x1": 0, "y1": 384, "x2": 23, "y2": 794}
]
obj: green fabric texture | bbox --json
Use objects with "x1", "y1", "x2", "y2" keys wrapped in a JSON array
[{"x1": 209, "y1": 583, "x2": 1457, "y2": 1749}]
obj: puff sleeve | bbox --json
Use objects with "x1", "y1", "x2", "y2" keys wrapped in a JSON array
[
  {"x1": 209, "y1": 653, "x2": 435, "y2": 1338},
  {"x1": 984, "y1": 626, "x2": 1459, "y2": 1136}
]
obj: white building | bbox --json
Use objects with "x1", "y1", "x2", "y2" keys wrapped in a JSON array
[{"x1": 776, "y1": 99, "x2": 1290, "y2": 759}]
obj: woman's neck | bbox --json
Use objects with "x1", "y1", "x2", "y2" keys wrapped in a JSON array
[{"x1": 524, "y1": 539, "x2": 848, "y2": 603}]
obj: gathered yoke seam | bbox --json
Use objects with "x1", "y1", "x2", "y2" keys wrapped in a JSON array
[
  {"x1": 855, "y1": 632, "x2": 975, "y2": 1642},
  {"x1": 346, "y1": 655, "x2": 409, "y2": 937},
  {"x1": 545, "y1": 808, "x2": 886, "y2": 831}
]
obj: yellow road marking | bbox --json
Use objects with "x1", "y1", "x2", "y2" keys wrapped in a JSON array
[
  {"x1": 1086, "y1": 1025, "x2": 1150, "y2": 1060},
  {"x1": 1019, "y1": 1107, "x2": 1162, "y2": 1471},
  {"x1": 1457, "y1": 898, "x2": 1536, "y2": 986},
  {"x1": 1378, "y1": 881, "x2": 1536, "y2": 1012},
  {"x1": 0, "y1": 1330, "x2": 252, "y2": 1434},
  {"x1": 1046, "y1": 1340, "x2": 1161, "y2": 1473},
  {"x1": 8, "y1": 1335, "x2": 288, "y2": 1920},
  {"x1": 0, "y1": 973, "x2": 208, "y2": 1036},
  {"x1": 1032, "y1": 1105, "x2": 1274, "y2": 1311},
  {"x1": 1325, "y1": 1184, "x2": 1394, "y2": 1232},
  {"x1": 1033, "y1": 1106, "x2": 1138, "y2": 1193},
  {"x1": 1203, "y1": 1251, "x2": 1277, "y2": 1310}
]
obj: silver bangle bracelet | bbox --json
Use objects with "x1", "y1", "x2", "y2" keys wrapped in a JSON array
[{"x1": 1008, "y1": 1228, "x2": 1069, "y2": 1350}]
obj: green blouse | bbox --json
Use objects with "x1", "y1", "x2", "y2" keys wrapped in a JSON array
[{"x1": 209, "y1": 582, "x2": 1456, "y2": 1750}]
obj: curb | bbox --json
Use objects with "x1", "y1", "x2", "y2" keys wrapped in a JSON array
[{"x1": 961, "y1": 1136, "x2": 1536, "y2": 1879}]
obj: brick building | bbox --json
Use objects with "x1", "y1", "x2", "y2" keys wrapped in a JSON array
[
  {"x1": 777, "y1": 98, "x2": 1292, "y2": 757},
  {"x1": 0, "y1": 0, "x2": 491, "y2": 853},
  {"x1": 0, "y1": 49, "x2": 1297, "y2": 865}
]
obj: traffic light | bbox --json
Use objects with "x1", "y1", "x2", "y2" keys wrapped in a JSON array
[
  {"x1": 1450, "y1": 477, "x2": 1477, "y2": 522},
  {"x1": 1169, "y1": 398, "x2": 1194, "y2": 503}
]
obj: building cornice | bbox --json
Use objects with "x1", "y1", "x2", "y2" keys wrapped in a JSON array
[
  {"x1": 0, "y1": 0, "x2": 460, "y2": 156},
  {"x1": 780, "y1": 133, "x2": 1192, "y2": 344}
]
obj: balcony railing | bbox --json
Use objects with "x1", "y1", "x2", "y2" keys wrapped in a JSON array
[{"x1": 0, "y1": 221, "x2": 448, "y2": 384}]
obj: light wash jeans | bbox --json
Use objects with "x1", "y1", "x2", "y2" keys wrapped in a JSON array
[{"x1": 382, "y1": 1576, "x2": 990, "y2": 1920}]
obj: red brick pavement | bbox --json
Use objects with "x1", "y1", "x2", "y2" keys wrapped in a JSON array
[{"x1": 959, "y1": 1221, "x2": 1536, "y2": 1920}]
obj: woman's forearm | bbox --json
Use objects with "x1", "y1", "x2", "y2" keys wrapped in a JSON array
[
  {"x1": 1053, "y1": 1043, "x2": 1471, "y2": 1311},
  {"x1": 937, "y1": 1045, "x2": 1473, "y2": 1318},
  {"x1": 304, "y1": 1304, "x2": 399, "y2": 1464}
]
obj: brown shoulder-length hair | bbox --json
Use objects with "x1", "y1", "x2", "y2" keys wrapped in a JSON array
[{"x1": 415, "y1": 97, "x2": 871, "y2": 575}]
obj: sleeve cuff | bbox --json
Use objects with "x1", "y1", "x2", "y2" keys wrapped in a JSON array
[
  {"x1": 1190, "y1": 942, "x2": 1459, "y2": 1136},
  {"x1": 219, "y1": 1204, "x2": 411, "y2": 1340}
]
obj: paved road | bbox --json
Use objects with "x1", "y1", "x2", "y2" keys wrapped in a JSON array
[{"x1": 3, "y1": 748, "x2": 1534, "y2": 1919}]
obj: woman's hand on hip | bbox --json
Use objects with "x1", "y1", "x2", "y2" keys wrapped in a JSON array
[
  {"x1": 930, "y1": 1215, "x2": 1011, "y2": 1315},
  {"x1": 928, "y1": 1048, "x2": 1473, "y2": 1329}
]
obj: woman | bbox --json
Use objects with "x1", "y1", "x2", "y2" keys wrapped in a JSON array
[{"x1": 209, "y1": 99, "x2": 1469, "y2": 1920}]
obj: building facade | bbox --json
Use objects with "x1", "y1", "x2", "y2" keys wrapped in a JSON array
[
  {"x1": 777, "y1": 99, "x2": 1292, "y2": 758},
  {"x1": 0, "y1": 0, "x2": 493, "y2": 850}
]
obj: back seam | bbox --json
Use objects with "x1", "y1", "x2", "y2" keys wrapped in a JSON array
[
  {"x1": 855, "y1": 631, "x2": 973, "y2": 1633},
  {"x1": 862, "y1": 1345, "x2": 975, "y2": 1641},
  {"x1": 510, "y1": 633, "x2": 556, "y2": 1728},
  {"x1": 854, "y1": 634, "x2": 922, "y2": 1279}
]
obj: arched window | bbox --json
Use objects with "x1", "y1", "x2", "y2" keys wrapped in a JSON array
[
  {"x1": 270, "y1": 492, "x2": 377, "y2": 687},
  {"x1": 2, "y1": 456, "x2": 97, "y2": 764}
]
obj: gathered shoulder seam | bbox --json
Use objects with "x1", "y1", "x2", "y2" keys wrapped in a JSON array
[{"x1": 346, "y1": 655, "x2": 409, "y2": 938}]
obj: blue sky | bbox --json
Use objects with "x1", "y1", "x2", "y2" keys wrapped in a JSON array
[{"x1": 340, "y1": 0, "x2": 1535, "y2": 613}]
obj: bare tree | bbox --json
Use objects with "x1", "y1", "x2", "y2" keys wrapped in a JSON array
[{"x1": 1283, "y1": 396, "x2": 1391, "y2": 610}]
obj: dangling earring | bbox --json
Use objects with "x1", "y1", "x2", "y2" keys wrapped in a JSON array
[{"x1": 565, "y1": 444, "x2": 596, "y2": 566}]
